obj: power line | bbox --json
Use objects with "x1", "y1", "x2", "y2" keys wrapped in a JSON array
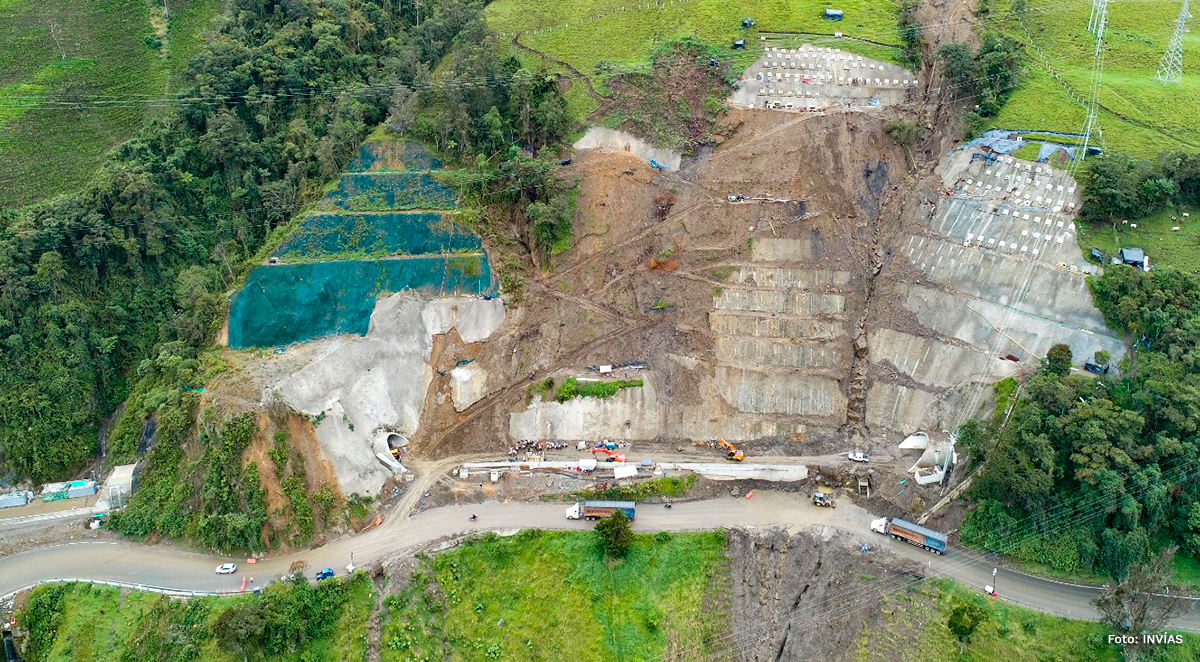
[{"x1": 1077, "y1": 0, "x2": 1109, "y2": 170}]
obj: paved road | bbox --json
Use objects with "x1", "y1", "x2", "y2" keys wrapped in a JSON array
[{"x1": 3, "y1": 491, "x2": 1199, "y2": 631}]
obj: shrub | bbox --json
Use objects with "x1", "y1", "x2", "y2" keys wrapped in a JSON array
[
  {"x1": 553, "y1": 377, "x2": 643, "y2": 402},
  {"x1": 595, "y1": 511, "x2": 633, "y2": 557}
]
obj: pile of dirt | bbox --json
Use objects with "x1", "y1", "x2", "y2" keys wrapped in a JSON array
[
  {"x1": 605, "y1": 40, "x2": 736, "y2": 153},
  {"x1": 724, "y1": 527, "x2": 926, "y2": 662}
]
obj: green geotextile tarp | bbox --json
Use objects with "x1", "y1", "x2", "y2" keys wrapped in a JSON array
[
  {"x1": 327, "y1": 172, "x2": 457, "y2": 211},
  {"x1": 227, "y1": 256, "x2": 495, "y2": 348},
  {"x1": 347, "y1": 141, "x2": 442, "y2": 172},
  {"x1": 271, "y1": 212, "x2": 481, "y2": 259}
]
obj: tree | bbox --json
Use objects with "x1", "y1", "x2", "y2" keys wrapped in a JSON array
[
  {"x1": 937, "y1": 36, "x2": 1024, "y2": 122},
  {"x1": 595, "y1": 510, "x2": 633, "y2": 557},
  {"x1": 896, "y1": 0, "x2": 923, "y2": 67},
  {"x1": 947, "y1": 597, "x2": 988, "y2": 654},
  {"x1": 1046, "y1": 343, "x2": 1073, "y2": 376},
  {"x1": 938, "y1": 43, "x2": 976, "y2": 95},
  {"x1": 1094, "y1": 350, "x2": 1112, "y2": 366},
  {"x1": 214, "y1": 603, "x2": 266, "y2": 651},
  {"x1": 955, "y1": 418, "x2": 992, "y2": 466},
  {"x1": 1082, "y1": 153, "x2": 1156, "y2": 220},
  {"x1": 885, "y1": 118, "x2": 926, "y2": 151},
  {"x1": 1140, "y1": 177, "x2": 1176, "y2": 210},
  {"x1": 973, "y1": 34, "x2": 1023, "y2": 115},
  {"x1": 1093, "y1": 547, "x2": 1190, "y2": 661}
]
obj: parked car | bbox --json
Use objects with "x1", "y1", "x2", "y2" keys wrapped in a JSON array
[
  {"x1": 848, "y1": 451, "x2": 869, "y2": 463},
  {"x1": 215, "y1": 563, "x2": 237, "y2": 575},
  {"x1": 315, "y1": 568, "x2": 336, "y2": 581}
]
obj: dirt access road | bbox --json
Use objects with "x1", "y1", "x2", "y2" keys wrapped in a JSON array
[{"x1": 4, "y1": 491, "x2": 1199, "y2": 631}]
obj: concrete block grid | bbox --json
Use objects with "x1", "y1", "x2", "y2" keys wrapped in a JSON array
[
  {"x1": 709, "y1": 247, "x2": 852, "y2": 419},
  {"x1": 730, "y1": 45, "x2": 914, "y2": 111},
  {"x1": 936, "y1": 150, "x2": 1095, "y2": 272},
  {"x1": 902, "y1": 286, "x2": 1125, "y2": 368},
  {"x1": 708, "y1": 312, "x2": 844, "y2": 341},
  {"x1": 867, "y1": 147, "x2": 1124, "y2": 431},
  {"x1": 716, "y1": 366, "x2": 847, "y2": 416},
  {"x1": 725, "y1": 265, "x2": 852, "y2": 289},
  {"x1": 507, "y1": 376, "x2": 810, "y2": 442},
  {"x1": 945, "y1": 152, "x2": 1079, "y2": 213},
  {"x1": 930, "y1": 196, "x2": 1086, "y2": 268},
  {"x1": 713, "y1": 288, "x2": 845, "y2": 316},
  {"x1": 900, "y1": 242, "x2": 1106, "y2": 328}
]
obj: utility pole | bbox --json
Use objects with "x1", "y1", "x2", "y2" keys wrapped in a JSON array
[{"x1": 1155, "y1": 0, "x2": 1192, "y2": 85}]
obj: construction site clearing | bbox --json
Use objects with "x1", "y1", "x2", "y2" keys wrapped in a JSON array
[
  {"x1": 197, "y1": 93, "x2": 1125, "y2": 533},
  {"x1": 731, "y1": 43, "x2": 917, "y2": 111}
]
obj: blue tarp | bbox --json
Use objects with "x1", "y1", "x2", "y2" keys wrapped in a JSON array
[{"x1": 966, "y1": 129, "x2": 1024, "y2": 154}]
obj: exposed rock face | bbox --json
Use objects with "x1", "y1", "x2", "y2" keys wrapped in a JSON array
[
  {"x1": 725, "y1": 527, "x2": 924, "y2": 662},
  {"x1": 270, "y1": 294, "x2": 505, "y2": 495}
]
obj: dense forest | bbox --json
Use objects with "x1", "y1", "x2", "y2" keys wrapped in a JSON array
[
  {"x1": 399, "y1": 22, "x2": 576, "y2": 267},
  {"x1": 0, "y1": 0, "x2": 574, "y2": 489},
  {"x1": 960, "y1": 265, "x2": 1200, "y2": 578},
  {"x1": 1080, "y1": 151, "x2": 1200, "y2": 221}
]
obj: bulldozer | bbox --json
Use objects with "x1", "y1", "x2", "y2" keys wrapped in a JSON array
[{"x1": 719, "y1": 438, "x2": 744, "y2": 462}]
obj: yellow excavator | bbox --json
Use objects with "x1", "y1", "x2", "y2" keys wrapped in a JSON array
[{"x1": 719, "y1": 438, "x2": 744, "y2": 462}]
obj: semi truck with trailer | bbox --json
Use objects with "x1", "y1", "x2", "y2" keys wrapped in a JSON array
[
  {"x1": 565, "y1": 500, "x2": 636, "y2": 521},
  {"x1": 871, "y1": 517, "x2": 947, "y2": 554}
]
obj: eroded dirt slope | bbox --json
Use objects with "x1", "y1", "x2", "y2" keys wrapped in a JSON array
[{"x1": 724, "y1": 527, "x2": 925, "y2": 662}]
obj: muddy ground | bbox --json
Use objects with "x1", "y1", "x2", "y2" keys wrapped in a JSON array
[{"x1": 413, "y1": 110, "x2": 915, "y2": 456}]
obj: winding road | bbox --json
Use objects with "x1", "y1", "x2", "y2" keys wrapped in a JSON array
[{"x1": 3, "y1": 489, "x2": 1200, "y2": 632}]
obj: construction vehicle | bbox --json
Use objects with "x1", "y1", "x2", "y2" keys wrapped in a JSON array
[
  {"x1": 591, "y1": 448, "x2": 626, "y2": 463},
  {"x1": 565, "y1": 500, "x2": 636, "y2": 520},
  {"x1": 871, "y1": 517, "x2": 947, "y2": 554},
  {"x1": 719, "y1": 438, "x2": 744, "y2": 462},
  {"x1": 649, "y1": 158, "x2": 666, "y2": 171},
  {"x1": 811, "y1": 491, "x2": 835, "y2": 507}
]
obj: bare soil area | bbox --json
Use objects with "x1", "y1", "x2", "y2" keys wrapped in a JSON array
[{"x1": 243, "y1": 410, "x2": 345, "y2": 550}]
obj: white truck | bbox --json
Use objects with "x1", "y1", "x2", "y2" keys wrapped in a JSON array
[{"x1": 565, "y1": 500, "x2": 636, "y2": 521}]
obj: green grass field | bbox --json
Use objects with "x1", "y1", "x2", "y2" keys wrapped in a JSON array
[
  {"x1": 0, "y1": 0, "x2": 221, "y2": 206},
  {"x1": 1077, "y1": 203, "x2": 1200, "y2": 270},
  {"x1": 984, "y1": 0, "x2": 1200, "y2": 158},
  {"x1": 487, "y1": 0, "x2": 904, "y2": 99},
  {"x1": 380, "y1": 529, "x2": 729, "y2": 661}
]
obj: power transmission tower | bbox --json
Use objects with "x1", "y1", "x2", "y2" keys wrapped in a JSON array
[
  {"x1": 1087, "y1": 0, "x2": 1105, "y2": 33},
  {"x1": 1155, "y1": 0, "x2": 1192, "y2": 85}
]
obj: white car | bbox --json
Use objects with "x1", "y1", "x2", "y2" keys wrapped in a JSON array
[
  {"x1": 215, "y1": 562, "x2": 237, "y2": 575},
  {"x1": 848, "y1": 451, "x2": 870, "y2": 463}
]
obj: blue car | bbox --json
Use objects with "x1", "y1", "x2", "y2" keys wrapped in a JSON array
[{"x1": 315, "y1": 568, "x2": 335, "y2": 581}]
